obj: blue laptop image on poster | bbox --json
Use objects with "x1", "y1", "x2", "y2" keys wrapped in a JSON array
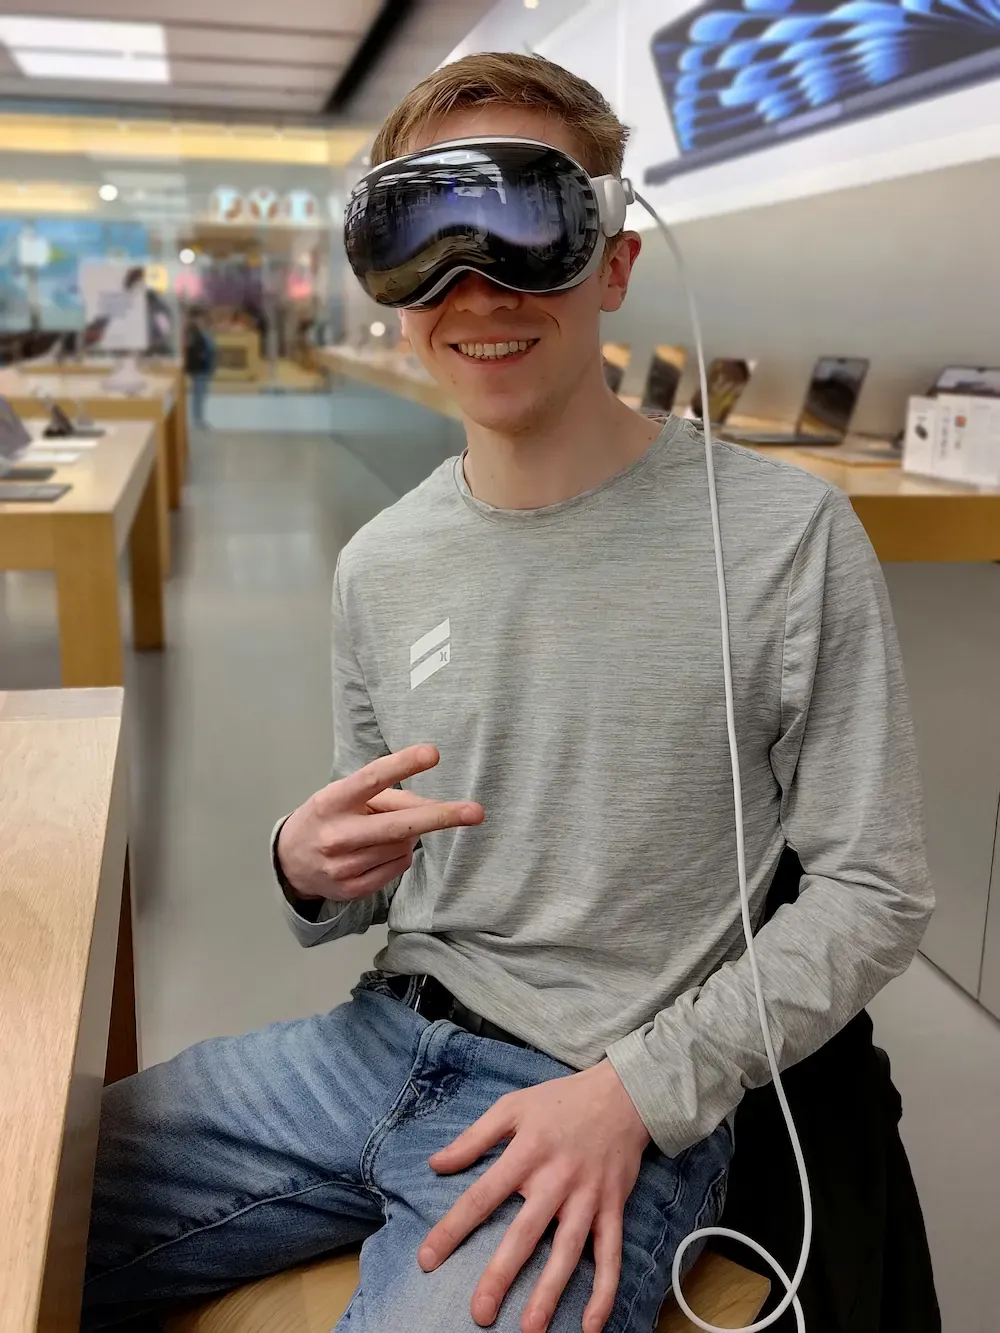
[{"x1": 646, "y1": 0, "x2": 1000, "y2": 184}]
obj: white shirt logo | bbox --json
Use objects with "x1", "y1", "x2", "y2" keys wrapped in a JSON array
[{"x1": 410, "y1": 618, "x2": 451, "y2": 690}]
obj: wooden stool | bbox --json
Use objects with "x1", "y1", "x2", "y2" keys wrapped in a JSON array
[{"x1": 165, "y1": 1247, "x2": 769, "y2": 1332}]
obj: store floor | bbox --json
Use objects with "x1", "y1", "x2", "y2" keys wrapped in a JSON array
[{"x1": 0, "y1": 392, "x2": 995, "y2": 1330}]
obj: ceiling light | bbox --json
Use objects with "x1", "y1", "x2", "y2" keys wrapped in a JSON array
[
  {"x1": 524, "y1": 0, "x2": 540, "y2": 8},
  {"x1": 98, "y1": 183, "x2": 118, "y2": 202},
  {"x1": 370, "y1": 321, "x2": 386, "y2": 338},
  {"x1": 179, "y1": 248, "x2": 196, "y2": 265},
  {"x1": 0, "y1": 17, "x2": 169, "y2": 83}
]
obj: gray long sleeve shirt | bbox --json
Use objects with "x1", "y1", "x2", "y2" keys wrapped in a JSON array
[{"x1": 279, "y1": 417, "x2": 933, "y2": 1157}]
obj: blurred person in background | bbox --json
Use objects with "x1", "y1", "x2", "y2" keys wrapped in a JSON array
[{"x1": 184, "y1": 306, "x2": 215, "y2": 430}]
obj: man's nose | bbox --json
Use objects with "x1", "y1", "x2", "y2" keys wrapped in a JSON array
[{"x1": 448, "y1": 272, "x2": 520, "y2": 313}]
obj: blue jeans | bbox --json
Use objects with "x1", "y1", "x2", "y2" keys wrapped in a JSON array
[
  {"x1": 189, "y1": 373, "x2": 210, "y2": 428},
  {"x1": 83, "y1": 973, "x2": 731, "y2": 1331}
]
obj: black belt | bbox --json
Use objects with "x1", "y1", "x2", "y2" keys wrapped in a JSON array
[{"x1": 386, "y1": 973, "x2": 533, "y2": 1051}]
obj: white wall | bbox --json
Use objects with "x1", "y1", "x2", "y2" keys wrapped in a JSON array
[{"x1": 606, "y1": 154, "x2": 1000, "y2": 436}]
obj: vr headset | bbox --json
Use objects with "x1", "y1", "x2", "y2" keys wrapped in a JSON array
[{"x1": 344, "y1": 137, "x2": 633, "y2": 309}]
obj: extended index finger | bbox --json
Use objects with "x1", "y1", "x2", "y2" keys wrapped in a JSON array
[{"x1": 332, "y1": 745, "x2": 441, "y2": 810}]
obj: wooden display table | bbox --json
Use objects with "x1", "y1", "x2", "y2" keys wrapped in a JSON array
[
  {"x1": 19, "y1": 357, "x2": 189, "y2": 501},
  {"x1": 319, "y1": 345, "x2": 463, "y2": 422},
  {"x1": 0, "y1": 688, "x2": 135, "y2": 1333},
  {"x1": 0, "y1": 421, "x2": 165, "y2": 687},
  {"x1": 213, "y1": 329, "x2": 262, "y2": 383},
  {"x1": 319, "y1": 347, "x2": 1000, "y2": 563},
  {"x1": 0, "y1": 369, "x2": 184, "y2": 574}
]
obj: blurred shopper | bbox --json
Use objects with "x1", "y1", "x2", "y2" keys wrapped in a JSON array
[{"x1": 184, "y1": 307, "x2": 215, "y2": 429}]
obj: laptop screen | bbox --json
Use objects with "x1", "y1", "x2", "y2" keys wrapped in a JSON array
[
  {"x1": 641, "y1": 345, "x2": 686, "y2": 413},
  {"x1": 0, "y1": 396, "x2": 31, "y2": 474},
  {"x1": 601, "y1": 342, "x2": 631, "y2": 396},
  {"x1": 930, "y1": 366, "x2": 1000, "y2": 398},
  {"x1": 796, "y1": 357, "x2": 870, "y2": 439},
  {"x1": 690, "y1": 357, "x2": 753, "y2": 425},
  {"x1": 648, "y1": 0, "x2": 1000, "y2": 182}
]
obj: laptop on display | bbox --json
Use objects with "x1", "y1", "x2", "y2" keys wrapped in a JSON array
[
  {"x1": 723, "y1": 357, "x2": 870, "y2": 447},
  {"x1": 640, "y1": 344, "x2": 687, "y2": 414},
  {"x1": 687, "y1": 357, "x2": 754, "y2": 427},
  {"x1": 927, "y1": 365, "x2": 1000, "y2": 398},
  {"x1": 601, "y1": 342, "x2": 632, "y2": 395}
]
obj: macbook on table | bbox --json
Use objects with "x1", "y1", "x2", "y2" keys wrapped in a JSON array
[
  {"x1": 723, "y1": 357, "x2": 870, "y2": 447},
  {"x1": 640, "y1": 344, "x2": 687, "y2": 414},
  {"x1": 688, "y1": 357, "x2": 755, "y2": 427},
  {"x1": 601, "y1": 342, "x2": 631, "y2": 395},
  {"x1": 927, "y1": 365, "x2": 1000, "y2": 398}
]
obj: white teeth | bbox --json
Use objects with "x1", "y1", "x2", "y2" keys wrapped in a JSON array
[{"x1": 455, "y1": 339, "x2": 536, "y2": 360}]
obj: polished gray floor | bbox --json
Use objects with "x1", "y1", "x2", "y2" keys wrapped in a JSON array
[{"x1": 0, "y1": 388, "x2": 996, "y2": 1330}]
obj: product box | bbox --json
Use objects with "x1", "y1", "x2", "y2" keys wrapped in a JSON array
[{"x1": 903, "y1": 393, "x2": 1000, "y2": 487}]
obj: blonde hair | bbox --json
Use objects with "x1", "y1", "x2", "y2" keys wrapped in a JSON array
[{"x1": 371, "y1": 51, "x2": 629, "y2": 178}]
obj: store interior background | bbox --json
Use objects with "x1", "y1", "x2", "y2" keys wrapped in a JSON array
[{"x1": 0, "y1": 1, "x2": 998, "y2": 1328}]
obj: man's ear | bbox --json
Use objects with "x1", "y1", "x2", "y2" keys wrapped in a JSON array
[{"x1": 600, "y1": 231, "x2": 641, "y2": 314}]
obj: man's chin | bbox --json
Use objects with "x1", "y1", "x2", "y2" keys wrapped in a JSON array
[{"x1": 457, "y1": 392, "x2": 550, "y2": 436}]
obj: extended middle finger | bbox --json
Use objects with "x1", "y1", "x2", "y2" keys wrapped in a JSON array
[
  {"x1": 521, "y1": 1203, "x2": 596, "y2": 1333},
  {"x1": 469, "y1": 1194, "x2": 562, "y2": 1327},
  {"x1": 338, "y1": 802, "x2": 483, "y2": 852}
]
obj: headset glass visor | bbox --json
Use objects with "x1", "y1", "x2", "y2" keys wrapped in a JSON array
[{"x1": 344, "y1": 139, "x2": 606, "y2": 308}]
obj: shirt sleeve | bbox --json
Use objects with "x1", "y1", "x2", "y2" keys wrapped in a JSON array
[
  {"x1": 606, "y1": 489, "x2": 934, "y2": 1157},
  {"x1": 276, "y1": 557, "x2": 403, "y2": 948}
]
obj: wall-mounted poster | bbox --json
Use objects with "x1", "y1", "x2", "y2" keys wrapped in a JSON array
[
  {"x1": 0, "y1": 218, "x2": 147, "y2": 332},
  {"x1": 644, "y1": 0, "x2": 1000, "y2": 185},
  {"x1": 533, "y1": 0, "x2": 1000, "y2": 222},
  {"x1": 78, "y1": 260, "x2": 148, "y2": 351}
]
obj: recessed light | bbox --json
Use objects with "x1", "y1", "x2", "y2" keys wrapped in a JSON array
[
  {"x1": 524, "y1": 0, "x2": 540, "y2": 8},
  {"x1": 179, "y1": 248, "x2": 196, "y2": 265},
  {"x1": 98, "y1": 183, "x2": 118, "y2": 202},
  {"x1": 370, "y1": 321, "x2": 386, "y2": 337},
  {"x1": 0, "y1": 18, "x2": 169, "y2": 83}
]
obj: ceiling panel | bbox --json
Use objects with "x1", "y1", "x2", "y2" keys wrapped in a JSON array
[
  {"x1": 0, "y1": 0, "x2": 376, "y2": 33},
  {"x1": 0, "y1": 73, "x2": 323, "y2": 112},
  {"x1": 169, "y1": 60, "x2": 337, "y2": 92},
  {"x1": 0, "y1": 0, "x2": 499, "y2": 121},
  {"x1": 163, "y1": 27, "x2": 356, "y2": 66},
  {"x1": 0, "y1": 0, "x2": 382, "y2": 115}
]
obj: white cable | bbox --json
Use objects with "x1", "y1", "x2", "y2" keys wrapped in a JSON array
[{"x1": 631, "y1": 188, "x2": 811, "y2": 1333}]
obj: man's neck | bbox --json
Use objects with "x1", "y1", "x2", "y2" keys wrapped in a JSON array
[{"x1": 461, "y1": 372, "x2": 662, "y2": 511}]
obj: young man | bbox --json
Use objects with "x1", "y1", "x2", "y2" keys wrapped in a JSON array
[{"x1": 83, "y1": 53, "x2": 932, "y2": 1333}]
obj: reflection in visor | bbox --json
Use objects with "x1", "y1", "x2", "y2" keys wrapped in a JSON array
[
  {"x1": 366, "y1": 232, "x2": 497, "y2": 304},
  {"x1": 345, "y1": 142, "x2": 602, "y2": 307}
]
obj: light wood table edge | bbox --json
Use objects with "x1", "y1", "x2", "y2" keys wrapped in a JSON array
[
  {"x1": 0, "y1": 423, "x2": 165, "y2": 687},
  {"x1": 9, "y1": 394, "x2": 173, "y2": 573},
  {"x1": 0, "y1": 690, "x2": 135, "y2": 1333},
  {"x1": 35, "y1": 729, "x2": 132, "y2": 1330}
]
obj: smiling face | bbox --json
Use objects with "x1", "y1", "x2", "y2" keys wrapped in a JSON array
[{"x1": 398, "y1": 105, "x2": 640, "y2": 437}]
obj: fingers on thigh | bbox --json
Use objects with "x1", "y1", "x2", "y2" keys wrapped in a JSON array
[{"x1": 356, "y1": 1200, "x2": 596, "y2": 1332}]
